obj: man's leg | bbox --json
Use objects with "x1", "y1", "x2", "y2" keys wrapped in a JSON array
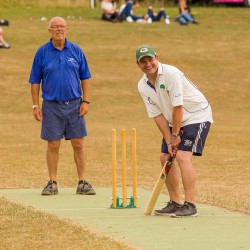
[
  {"x1": 71, "y1": 137, "x2": 96, "y2": 195},
  {"x1": 147, "y1": 8, "x2": 154, "y2": 19},
  {"x1": 160, "y1": 153, "x2": 181, "y2": 203},
  {"x1": 41, "y1": 140, "x2": 61, "y2": 195},
  {"x1": 154, "y1": 153, "x2": 182, "y2": 215},
  {"x1": 120, "y1": 1, "x2": 133, "y2": 18},
  {"x1": 156, "y1": 9, "x2": 167, "y2": 21},
  {"x1": 169, "y1": 150, "x2": 198, "y2": 217},
  {"x1": 71, "y1": 137, "x2": 86, "y2": 180},
  {"x1": 176, "y1": 150, "x2": 196, "y2": 203},
  {"x1": 47, "y1": 140, "x2": 61, "y2": 180},
  {"x1": 181, "y1": 13, "x2": 194, "y2": 23}
]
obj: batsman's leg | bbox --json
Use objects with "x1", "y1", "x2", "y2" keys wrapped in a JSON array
[
  {"x1": 175, "y1": 150, "x2": 196, "y2": 203},
  {"x1": 160, "y1": 153, "x2": 181, "y2": 203}
]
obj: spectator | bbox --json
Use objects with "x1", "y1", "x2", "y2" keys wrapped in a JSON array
[
  {"x1": 101, "y1": 0, "x2": 122, "y2": 23},
  {"x1": 175, "y1": 0, "x2": 199, "y2": 25},
  {"x1": 0, "y1": 27, "x2": 10, "y2": 49},
  {"x1": 119, "y1": 0, "x2": 145, "y2": 23},
  {"x1": 145, "y1": 6, "x2": 170, "y2": 24}
]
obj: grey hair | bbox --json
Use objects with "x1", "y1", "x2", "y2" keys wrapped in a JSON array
[{"x1": 48, "y1": 16, "x2": 66, "y2": 28}]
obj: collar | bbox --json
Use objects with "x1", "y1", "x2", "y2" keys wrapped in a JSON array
[{"x1": 49, "y1": 38, "x2": 68, "y2": 50}]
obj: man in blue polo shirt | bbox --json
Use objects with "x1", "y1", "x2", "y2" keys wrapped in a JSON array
[{"x1": 29, "y1": 16, "x2": 95, "y2": 196}]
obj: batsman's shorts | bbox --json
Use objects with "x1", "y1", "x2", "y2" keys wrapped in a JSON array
[
  {"x1": 41, "y1": 98, "x2": 87, "y2": 141},
  {"x1": 161, "y1": 122, "x2": 211, "y2": 156}
]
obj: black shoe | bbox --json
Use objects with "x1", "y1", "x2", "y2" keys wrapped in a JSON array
[
  {"x1": 0, "y1": 43, "x2": 10, "y2": 49},
  {"x1": 117, "y1": 16, "x2": 123, "y2": 22},
  {"x1": 76, "y1": 180, "x2": 96, "y2": 195},
  {"x1": 192, "y1": 20, "x2": 199, "y2": 25},
  {"x1": 170, "y1": 201, "x2": 198, "y2": 218},
  {"x1": 41, "y1": 180, "x2": 58, "y2": 195},
  {"x1": 154, "y1": 200, "x2": 182, "y2": 216}
]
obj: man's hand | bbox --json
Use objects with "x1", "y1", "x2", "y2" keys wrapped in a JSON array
[
  {"x1": 33, "y1": 107, "x2": 42, "y2": 121},
  {"x1": 79, "y1": 102, "x2": 89, "y2": 116},
  {"x1": 172, "y1": 136, "x2": 181, "y2": 148},
  {"x1": 167, "y1": 143, "x2": 178, "y2": 157}
]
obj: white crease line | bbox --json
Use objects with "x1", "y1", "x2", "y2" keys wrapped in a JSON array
[
  {"x1": 40, "y1": 209, "x2": 246, "y2": 217},
  {"x1": 41, "y1": 213, "x2": 244, "y2": 218},
  {"x1": 41, "y1": 208, "x2": 108, "y2": 211},
  {"x1": 62, "y1": 214, "x2": 244, "y2": 219},
  {"x1": 62, "y1": 215, "x2": 146, "y2": 219}
]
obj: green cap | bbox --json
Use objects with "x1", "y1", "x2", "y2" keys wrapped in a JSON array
[{"x1": 136, "y1": 45, "x2": 156, "y2": 62}]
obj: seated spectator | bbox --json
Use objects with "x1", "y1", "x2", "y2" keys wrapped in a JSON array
[
  {"x1": 145, "y1": 6, "x2": 170, "y2": 24},
  {"x1": 0, "y1": 27, "x2": 10, "y2": 49},
  {"x1": 101, "y1": 0, "x2": 122, "y2": 23},
  {"x1": 175, "y1": 0, "x2": 199, "y2": 25},
  {"x1": 119, "y1": 0, "x2": 145, "y2": 23}
]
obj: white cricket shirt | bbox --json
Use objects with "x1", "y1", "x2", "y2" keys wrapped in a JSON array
[{"x1": 138, "y1": 62, "x2": 214, "y2": 127}]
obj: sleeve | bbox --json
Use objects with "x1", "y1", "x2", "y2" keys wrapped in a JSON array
[
  {"x1": 29, "y1": 50, "x2": 42, "y2": 84},
  {"x1": 79, "y1": 50, "x2": 91, "y2": 80}
]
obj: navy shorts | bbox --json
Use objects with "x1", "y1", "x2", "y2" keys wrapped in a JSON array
[
  {"x1": 41, "y1": 98, "x2": 87, "y2": 141},
  {"x1": 161, "y1": 122, "x2": 211, "y2": 156}
]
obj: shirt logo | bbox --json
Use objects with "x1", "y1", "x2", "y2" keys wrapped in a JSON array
[
  {"x1": 148, "y1": 97, "x2": 155, "y2": 105},
  {"x1": 160, "y1": 84, "x2": 165, "y2": 90},
  {"x1": 68, "y1": 58, "x2": 76, "y2": 63}
]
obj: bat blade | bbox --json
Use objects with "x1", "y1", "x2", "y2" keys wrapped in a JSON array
[{"x1": 144, "y1": 156, "x2": 173, "y2": 215}]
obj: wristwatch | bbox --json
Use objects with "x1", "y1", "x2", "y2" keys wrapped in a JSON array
[
  {"x1": 32, "y1": 105, "x2": 40, "y2": 110},
  {"x1": 171, "y1": 133, "x2": 180, "y2": 139}
]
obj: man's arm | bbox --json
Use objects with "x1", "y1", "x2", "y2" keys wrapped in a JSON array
[
  {"x1": 154, "y1": 114, "x2": 173, "y2": 154},
  {"x1": 171, "y1": 105, "x2": 183, "y2": 148},
  {"x1": 31, "y1": 83, "x2": 42, "y2": 121},
  {"x1": 80, "y1": 79, "x2": 90, "y2": 116}
]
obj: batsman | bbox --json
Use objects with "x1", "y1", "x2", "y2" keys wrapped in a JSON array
[{"x1": 136, "y1": 45, "x2": 213, "y2": 217}]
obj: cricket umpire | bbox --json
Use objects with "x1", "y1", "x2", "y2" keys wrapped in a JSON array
[{"x1": 29, "y1": 16, "x2": 95, "y2": 196}]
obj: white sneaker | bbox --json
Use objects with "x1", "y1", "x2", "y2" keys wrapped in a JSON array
[
  {"x1": 147, "y1": 18, "x2": 152, "y2": 24},
  {"x1": 136, "y1": 19, "x2": 147, "y2": 24},
  {"x1": 165, "y1": 18, "x2": 170, "y2": 24},
  {"x1": 126, "y1": 16, "x2": 133, "y2": 23},
  {"x1": 0, "y1": 43, "x2": 10, "y2": 48}
]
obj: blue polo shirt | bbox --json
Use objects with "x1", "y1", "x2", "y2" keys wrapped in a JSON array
[{"x1": 29, "y1": 38, "x2": 91, "y2": 102}]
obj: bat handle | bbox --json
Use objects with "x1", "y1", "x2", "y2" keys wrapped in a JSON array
[
  {"x1": 165, "y1": 155, "x2": 174, "y2": 175},
  {"x1": 168, "y1": 155, "x2": 173, "y2": 162}
]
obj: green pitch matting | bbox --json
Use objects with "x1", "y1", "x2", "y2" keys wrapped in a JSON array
[{"x1": 0, "y1": 188, "x2": 249, "y2": 250}]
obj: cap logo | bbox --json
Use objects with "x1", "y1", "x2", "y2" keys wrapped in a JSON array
[{"x1": 140, "y1": 48, "x2": 148, "y2": 53}]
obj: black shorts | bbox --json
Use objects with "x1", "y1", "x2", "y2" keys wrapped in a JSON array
[{"x1": 161, "y1": 122, "x2": 211, "y2": 156}]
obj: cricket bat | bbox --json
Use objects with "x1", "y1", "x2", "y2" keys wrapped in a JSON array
[{"x1": 144, "y1": 156, "x2": 173, "y2": 215}]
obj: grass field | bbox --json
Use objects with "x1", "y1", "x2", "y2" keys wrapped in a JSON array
[{"x1": 0, "y1": 4, "x2": 249, "y2": 249}]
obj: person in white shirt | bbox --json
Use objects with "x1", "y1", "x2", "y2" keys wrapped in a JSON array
[
  {"x1": 136, "y1": 45, "x2": 213, "y2": 218},
  {"x1": 101, "y1": 0, "x2": 122, "y2": 23},
  {"x1": 0, "y1": 27, "x2": 10, "y2": 49}
]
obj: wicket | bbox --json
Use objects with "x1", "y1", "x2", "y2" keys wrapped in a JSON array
[{"x1": 111, "y1": 128, "x2": 138, "y2": 208}]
